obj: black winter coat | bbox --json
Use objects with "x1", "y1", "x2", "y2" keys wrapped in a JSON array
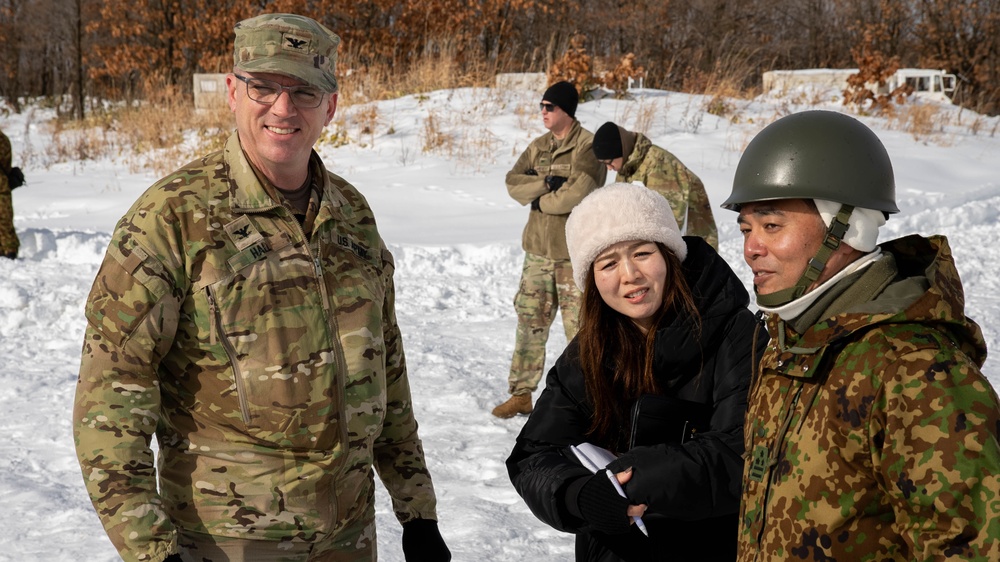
[{"x1": 506, "y1": 237, "x2": 765, "y2": 561}]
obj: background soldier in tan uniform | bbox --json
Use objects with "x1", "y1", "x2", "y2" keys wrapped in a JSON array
[
  {"x1": 73, "y1": 14, "x2": 450, "y2": 562},
  {"x1": 592, "y1": 121, "x2": 718, "y2": 249},
  {"x1": 493, "y1": 81, "x2": 607, "y2": 418},
  {"x1": 0, "y1": 127, "x2": 18, "y2": 259},
  {"x1": 725, "y1": 111, "x2": 1000, "y2": 560}
]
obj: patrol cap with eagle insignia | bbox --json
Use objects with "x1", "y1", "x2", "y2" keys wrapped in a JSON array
[{"x1": 234, "y1": 13, "x2": 340, "y2": 93}]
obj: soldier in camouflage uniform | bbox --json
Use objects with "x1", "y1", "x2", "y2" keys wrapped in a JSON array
[
  {"x1": 0, "y1": 127, "x2": 18, "y2": 259},
  {"x1": 73, "y1": 14, "x2": 450, "y2": 562},
  {"x1": 493, "y1": 81, "x2": 607, "y2": 418},
  {"x1": 592, "y1": 121, "x2": 718, "y2": 249},
  {"x1": 723, "y1": 110, "x2": 1000, "y2": 561}
]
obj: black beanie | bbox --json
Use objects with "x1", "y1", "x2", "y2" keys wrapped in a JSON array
[
  {"x1": 542, "y1": 81, "x2": 579, "y2": 118},
  {"x1": 593, "y1": 122, "x2": 623, "y2": 160}
]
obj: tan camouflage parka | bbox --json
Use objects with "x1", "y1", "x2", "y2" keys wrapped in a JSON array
[
  {"x1": 74, "y1": 131, "x2": 438, "y2": 562},
  {"x1": 616, "y1": 133, "x2": 718, "y2": 249},
  {"x1": 506, "y1": 120, "x2": 606, "y2": 260},
  {"x1": 739, "y1": 235, "x2": 1000, "y2": 561}
]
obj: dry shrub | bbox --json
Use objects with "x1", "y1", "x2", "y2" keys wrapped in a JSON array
[
  {"x1": 421, "y1": 111, "x2": 448, "y2": 152},
  {"x1": 598, "y1": 53, "x2": 647, "y2": 98},
  {"x1": 888, "y1": 104, "x2": 944, "y2": 140},
  {"x1": 45, "y1": 117, "x2": 113, "y2": 163},
  {"x1": 843, "y1": 20, "x2": 909, "y2": 114},
  {"x1": 632, "y1": 100, "x2": 658, "y2": 134},
  {"x1": 353, "y1": 104, "x2": 380, "y2": 145},
  {"x1": 680, "y1": 47, "x2": 757, "y2": 121},
  {"x1": 613, "y1": 98, "x2": 660, "y2": 136},
  {"x1": 514, "y1": 103, "x2": 535, "y2": 132},
  {"x1": 548, "y1": 34, "x2": 594, "y2": 97},
  {"x1": 415, "y1": 89, "x2": 504, "y2": 173},
  {"x1": 337, "y1": 41, "x2": 490, "y2": 107},
  {"x1": 42, "y1": 73, "x2": 233, "y2": 175}
]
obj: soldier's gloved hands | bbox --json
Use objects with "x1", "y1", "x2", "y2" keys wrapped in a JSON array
[
  {"x1": 574, "y1": 470, "x2": 632, "y2": 535},
  {"x1": 401, "y1": 519, "x2": 452, "y2": 561},
  {"x1": 524, "y1": 168, "x2": 539, "y2": 176},
  {"x1": 530, "y1": 196, "x2": 542, "y2": 211},
  {"x1": 544, "y1": 175, "x2": 567, "y2": 191}
]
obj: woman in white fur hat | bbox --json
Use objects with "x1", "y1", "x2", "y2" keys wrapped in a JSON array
[{"x1": 506, "y1": 183, "x2": 764, "y2": 561}]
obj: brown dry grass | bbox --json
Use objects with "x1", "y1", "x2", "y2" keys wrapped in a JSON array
[
  {"x1": 42, "y1": 77, "x2": 233, "y2": 175},
  {"x1": 34, "y1": 45, "x2": 499, "y2": 175},
  {"x1": 29, "y1": 45, "x2": 992, "y2": 174}
]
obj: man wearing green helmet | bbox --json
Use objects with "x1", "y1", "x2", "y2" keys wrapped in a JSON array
[{"x1": 724, "y1": 110, "x2": 1000, "y2": 561}]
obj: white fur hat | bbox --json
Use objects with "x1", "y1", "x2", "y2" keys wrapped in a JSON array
[
  {"x1": 814, "y1": 199, "x2": 886, "y2": 252},
  {"x1": 565, "y1": 182, "x2": 687, "y2": 290}
]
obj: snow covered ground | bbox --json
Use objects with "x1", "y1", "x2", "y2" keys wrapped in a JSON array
[{"x1": 1, "y1": 85, "x2": 998, "y2": 561}]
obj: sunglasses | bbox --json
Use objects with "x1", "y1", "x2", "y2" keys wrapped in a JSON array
[{"x1": 539, "y1": 102, "x2": 557, "y2": 113}]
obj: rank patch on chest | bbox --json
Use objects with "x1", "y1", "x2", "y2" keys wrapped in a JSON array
[
  {"x1": 748, "y1": 444, "x2": 770, "y2": 482},
  {"x1": 224, "y1": 216, "x2": 264, "y2": 251}
]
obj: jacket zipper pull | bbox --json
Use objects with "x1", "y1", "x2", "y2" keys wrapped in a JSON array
[
  {"x1": 315, "y1": 257, "x2": 331, "y2": 311},
  {"x1": 207, "y1": 290, "x2": 217, "y2": 346}
]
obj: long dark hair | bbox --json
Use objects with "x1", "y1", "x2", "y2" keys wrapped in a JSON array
[{"x1": 577, "y1": 242, "x2": 701, "y2": 451}]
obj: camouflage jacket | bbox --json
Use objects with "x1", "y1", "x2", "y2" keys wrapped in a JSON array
[
  {"x1": 0, "y1": 128, "x2": 17, "y2": 257},
  {"x1": 506, "y1": 120, "x2": 606, "y2": 260},
  {"x1": 74, "y1": 132, "x2": 438, "y2": 562},
  {"x1": 617, "y1": 133, "x2": 718, "y2": 249},
  {"x1": 738, "y1": 235, "x2": 1000, "y2": 561}
]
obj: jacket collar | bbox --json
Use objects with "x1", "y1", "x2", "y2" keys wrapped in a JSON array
[
  {"x1": 620, "y1": 133, "x2": 652, "y2": 176},
  {"x1": 224, "y1": 131, "x2": 352, "y2": 227},
  {"x1": 765, "y1": 234, "x2": 987, "y2": 368}
]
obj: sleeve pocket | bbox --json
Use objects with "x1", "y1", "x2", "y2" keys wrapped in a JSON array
[{"x1": 85, "y1": 242, "x2": 171, "y2": 348}]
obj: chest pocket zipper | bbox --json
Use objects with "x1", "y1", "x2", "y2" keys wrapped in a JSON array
[{"x1": 206, "y1": 286, "x2": 252, "y2": 425}]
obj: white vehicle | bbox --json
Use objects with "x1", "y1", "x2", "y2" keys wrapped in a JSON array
[
  {"x1": 886, "y1": 68, "x2": 956, "y2": 102},
  {"x1": 763, "y1": 68, "x2": 957, "y2": 103}
]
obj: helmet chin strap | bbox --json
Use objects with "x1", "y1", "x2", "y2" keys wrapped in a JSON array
[{"x1": 755, "y1": 204, "x2": 855, "y2": 308}]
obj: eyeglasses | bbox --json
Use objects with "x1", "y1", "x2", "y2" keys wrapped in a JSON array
[
  {"x1": 598, "y1": 158, "x2": 615, "y2": 166},
  {"x1": 539, "y1": 102, "x2": 557, "y2": 113},
  {"x1": 234, "y1": 74, "x2": 326, "y2": 109}
]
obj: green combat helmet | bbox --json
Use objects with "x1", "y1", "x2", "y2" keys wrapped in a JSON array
[{"x1": 722, "y1": 110, "x2": 899, "y2": 306}]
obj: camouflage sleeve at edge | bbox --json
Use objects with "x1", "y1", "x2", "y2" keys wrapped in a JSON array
[
  {"x1": 683, "y1": 172, "x2": 719, "y2": 249},
  {"x1": 74, "y1": 231, "x2": 181, "y2": 562},
  {"x1": 872, "y1": 346, "x2": 1000, "y2": 559},
  {"x1": 372, "y1": 246, "x2": 438, "y2": 523}
]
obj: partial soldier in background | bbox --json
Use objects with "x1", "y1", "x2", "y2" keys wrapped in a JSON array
[
  {"x1": 0, "y1": 127, "x2": 20, "y2": 259},
  {"x1": 493, "y1": 80, "x2": 607, "y2": 418},
  {"x1": 73, "y1": 13, "x2": 450, "y2": 562},
  {"x1": 592, "y1": 121, "x2": 718, "y2": 249},
  {"x1": 724, "y1": 110, "x2": 1000, "y2": 560}
]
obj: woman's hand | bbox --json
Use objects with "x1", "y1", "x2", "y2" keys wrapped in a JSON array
[{"x1": 615, "y1": 468, "x2": 648, "y2": 519}]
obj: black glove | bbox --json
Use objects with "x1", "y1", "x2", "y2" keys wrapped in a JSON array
[
  {"x1": 530, "y1": 196, "x2": 542, "y2": 211},
  {"x1": 401, "y1": 519, "x2": 451, "y2": 562},
  {"x1": 524, "y1": 168, "x2": 539, "y2": 176},
  {"x1": 606, "y1": 453, "x2": 635, "y2": 475},
  {"x1": 164, "y1": 554, "x2": 183, "y2": 562},
  {"x1": 574, "y1": 470, "x2": 633, "y2": 535},
  {"x1": 544, "y1": 175, "x2": 567, "y2": 191},
  {"x1": 7, "y1": 167, "x2": 24, "y2": 189}
]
